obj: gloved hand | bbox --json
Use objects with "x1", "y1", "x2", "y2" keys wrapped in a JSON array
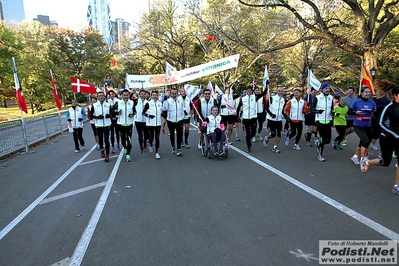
[
  {"x1": 67, "y1": 119, "x2": 72, "y2": 122},
  {"x1": 317, "y1": 110, "x2": 324, "y2": 114},
  {"x1": 105, "y1": 114, "x2": 111, "y2": 119},
  {"x1": 220, "y1": 123, "x2": 225, "y2": 131},
  {"x1": 97, "y1": 115, "x2": 104, "y2": 119},
  {"x1": 202, "y1": 121, "x2": 208, "y2": 128},
  {"x1": 78, "y1": 118, "x2": 83, "y2": 122},
  {"x1": 270, "y1": 113, "x2": 276, "y2": 119},
  {"x1": 128, "y1": 113, "x2": 134, "y2": 118},
  {"x1": 148, "y1": 115, "x2": 155, "y2": 119}
]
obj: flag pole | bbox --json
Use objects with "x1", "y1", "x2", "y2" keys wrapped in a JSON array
[{"x1": 359, "y1": 60, "x2": 363, "y2": 95}]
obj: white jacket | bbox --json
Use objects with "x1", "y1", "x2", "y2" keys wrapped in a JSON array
[
  {"x1": 67, "y1": 106, "x2": 85, "y2": 128},
  {"x1": 220, "y1": 94, "x2": 236, "y2": 116},
  {"x1": 162, "y1": 97, "x2": 185, "y2": 122},
  {"x1": 314, "y1": 94, "x2": 333, "y2": 122},
  {"x1": 241, "y1": 94, "x2": 257, "y2": 119},
  {"x1": 206, "y1": 114, "x2": 223, "y2": 134},
  {"x1": 180, "y1": 95, "x2": 191, "y2": 119},
  {"x1": 145, "y1": 99, "x2": 163, "y2": 126},
  {"x1": 266, "y1": 95, "x2": 285, "y2": 121},
  {"x1": 92, "y1": 101, "x2": 111, "y2": 127},
  {"x1": 117, "y1": 99, "x2": 135, "y2": 126},
  {"x1": 134, "y1": 98, "x2": 148, "y2": 123}
]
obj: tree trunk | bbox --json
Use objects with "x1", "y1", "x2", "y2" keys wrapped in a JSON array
[
  {"x1": 3, "y1": 99, "x2": 7, "y2": 108},
  {"x1": 363, "y1": 50, "x2": 378, "y2": 74}
]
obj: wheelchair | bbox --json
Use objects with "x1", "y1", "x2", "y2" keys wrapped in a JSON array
[{"x1": 201, "y1": 131, "x2": 229, "y2": 159}]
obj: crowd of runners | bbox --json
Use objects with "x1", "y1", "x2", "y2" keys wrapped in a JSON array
[{"x1": 65, "y1": 79, "x2": 399, "y2": 195}]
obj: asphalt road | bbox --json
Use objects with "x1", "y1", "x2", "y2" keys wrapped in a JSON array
[{"x1": 0, "y1": 122, "x2": 397, "y2": 266}]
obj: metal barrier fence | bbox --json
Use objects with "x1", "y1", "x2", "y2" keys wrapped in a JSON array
[{"x1": 0, "y1": 111, "x2": 67, "y2": 158}]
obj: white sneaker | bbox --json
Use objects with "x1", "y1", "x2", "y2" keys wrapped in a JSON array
[
  {"x1": 149, "y1": 146, "x2": 154, "y2": 153},
  {"x1": 81, "y1": 146, "x2": 85, "y2": 150},
  {"x1": 370, "y1": 143, "x2": 379, "y2": 151},
  {"x1": 96, "y1": 144, "x2": 100, "y2": 150},
  {"x1": 351, "y1": 155, "x2": 360, "y2": 165},
  {"x1": 75, "y1": 150, "x2": 79, "y2": 153},
  {"x1": 155, "y1": 153, "x2": 161, "y2": 159},
  {"x1": 293, "y1": 144, "x2": 301, "y2": 151},
  {"x1": 263, "y1": 136, "x2": 269, "y2": 147},
  {"x1": 198, "y1": 142, "x2": 202, "y2": 149},
  {"x1": 285, "y1": 136, "x2": 291, "y2": 147},
  {"x1": 252, "y1": 137, "x2": 256, "y2": 143}
]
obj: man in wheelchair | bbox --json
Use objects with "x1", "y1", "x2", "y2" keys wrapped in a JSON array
[{"x1": 202, "y1": 106, "x2": 227, "y2": 156}]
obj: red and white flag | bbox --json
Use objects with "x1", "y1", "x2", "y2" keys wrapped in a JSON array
[
  {"x1": 50, "y1": 69, "x2": 62, "y2": 110},
  {"x1": 12, "y1": 57, "x2": 28, "y2": 114},
  {"x1": 70, "y1": 77, "x2": 96, "y2": 94}
]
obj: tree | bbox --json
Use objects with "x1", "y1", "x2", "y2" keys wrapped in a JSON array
[
  {"x1": 0, "y1": 22, "x2": 22, "y2": 108},
  {"x1": 48, "y1": 27, "x2": 112, "y2": 102},
  {"x1": 238, "y1": 0, "x2": 399, "y2": 71}
]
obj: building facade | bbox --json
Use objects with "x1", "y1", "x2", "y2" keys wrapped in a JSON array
[
  {"x1": 1, "y1": 0, "x2": 25, "y2": 24},
  {"x1": 87, "y1": 0, "x2": 113, "y2": 47}
]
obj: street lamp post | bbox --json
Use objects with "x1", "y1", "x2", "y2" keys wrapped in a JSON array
[{"x1": 370, "y1": 67, "x2": 376, "y2": 80}]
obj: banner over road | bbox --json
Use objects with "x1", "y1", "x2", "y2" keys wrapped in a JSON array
[{"x1": 126, "y1": 54, "x2": 240, "y2": 88}]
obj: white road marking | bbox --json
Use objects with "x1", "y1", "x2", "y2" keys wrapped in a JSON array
[
  {"x1": 79, "y1": 155, "x2": 119, "y2": 166},
  {"x1": 0, "y1": 145, "x2": 97, "y2": 241},
  {"x1": 39, "y1": 182, "x2": 107, "y2": 205},
  {"x1": 69, "y1": 150, "x2": 124, "y2": 265},
  {"x1": 229, "y1": 145, "x2": 399, "y2": 242}
]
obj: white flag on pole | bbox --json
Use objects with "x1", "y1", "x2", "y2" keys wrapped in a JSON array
[{"x1": 308, "y1": 69, "x2": 321, "y2": 90}]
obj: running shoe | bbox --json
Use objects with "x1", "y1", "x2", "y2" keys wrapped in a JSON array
[
  {"x1": 303, "y1": 132, "x2": 310, "y2": 142},
  {"x1": 81, "y1": 146, "x2": 85, "y2": 150},
  {"x1": 176, "y1": 149, "x2": 183, "y2": 156},
  {"x1": 256, "y1": 133, "x2": 263, "y2": 141},
  {"x1": 272, "y1": 146, "x2": 280, "y2": 153},
  {"x1": 155, "y1": 153, "x2": 161, "y2": 159},
  {"x1": 331, "y1": 140, "x2": 336, "y2": 148},
  {"x1": 293, "y1": 144, "x2": 301, "y2": 151},
  {"x1": 284, "y1": 136, "x2": 291, "y2": 147},
  {"x1": 126, "y1": 155, "x2": 132, "y2": 162},
  {"x1": 317, "y1": 154, "x2": 326, "y2": 162},
  {"x1": 117, "y1": 145, "x2": 121, "y2": 151},
  {"x1": 168, "y1": 131, "x2": 171, "y2": 136},
  {"x1": 391, "y1": 184, "x2": 399, "y2": 195},
  {"x1": 198, "y1": 141, "x2": 202, "y2": 149},
  {"x1": 140, "y1": 147, "x2": 144, "y2": 153},
  {"x1": 149, "y1": 146, "x2": 154, "y2": 153},
  {"x1": 123, "y1": 148, "x2": 127, "y2": 155},
  {"x1": 162, "y1": 128, "x2": 165, "y2": 134},
  {"x1": 370, "y1": 143, "x2": 379, "y2": 151},
  {"x1": 235, "y1": 136, "x2": 241, "y2": 141},
  {"x1": 75, "y1": 150, "x2": 79, "y2": 153},
  {"x1": 351, "y1": 155, "x2": 360, "y2": 165},
  {"x1": 227, "y1": 139, "x2": 232, "y2": 145},
  {"x1": 185, "y1": 143, "x2": 190, "y2": 148},
  {"x1": 252, "y1": 137, "x2": 256, "y2": 143},
  {"x1": 315, "y1": 139, "x2": 321, "y2": 155},
  {"x1": 96, "y1": 144, "x2": 100, "y2": 150},
  {"x1": 305, "y1": 141, "x2": 312, "y2": 147},
  {"x1": 341, "y1": 139, "x2": 347, "y2": 147},
  {"x1": 111, "y1": 147, "x2": 115, "y2": 154},
  {"x1": 171, "y1": 147, "x2": 176, "y2": 154},
  {"x1": 104, "y1": 156, "x2": 110, "y2": 162},
  {"x1": 360, "y1": 158, "x2": 369, "y2": 173},
  {"x1": 263, "y1": 136, "x2": 269, "y2": 147},
  {"x1": 100, "y1": 149, "x2": 105, "y2": 158},
  {"x1": 246, "y1": 147, "x2": 251, "y2": 153},
  {"x1": 282, "y1": 129, "x2": 288, "y2": 135}
]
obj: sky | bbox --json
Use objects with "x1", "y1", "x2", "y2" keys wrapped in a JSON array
[{"x1": 23, "y1": 0, "x2": 148, "y2": 30}]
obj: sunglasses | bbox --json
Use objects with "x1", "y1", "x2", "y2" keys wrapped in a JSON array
[{"x1": 204, "y1": 93, "x2": 211, "y2": 95}]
